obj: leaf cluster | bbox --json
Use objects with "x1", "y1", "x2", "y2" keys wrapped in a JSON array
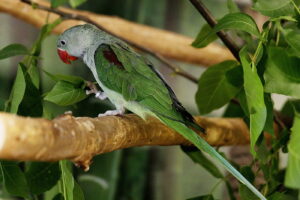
[
  {"x1": 190, "y1": 0, "x2": 300, "y2": 199},
  {"x1": 0, "y1": 19, "x2": 85, "y2": 200}
]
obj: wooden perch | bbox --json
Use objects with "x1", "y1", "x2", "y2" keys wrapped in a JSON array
[
  {"x1": 0, "y1": 0, "x2": 234, "y2": 67},
  {"x1": 0, "y1": 112, "x2": 249, "y2": 170}
]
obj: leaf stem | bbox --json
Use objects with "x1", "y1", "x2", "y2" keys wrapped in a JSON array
[
  {"x1": 275, "y1": 29, "x2": 280, "y2": 46},
  {"x1": 251, "y1": 30, "x2": 268, "y2": 66},
  {"x1": 291, "y1": 0, "x2": 300, "y2": 16}
]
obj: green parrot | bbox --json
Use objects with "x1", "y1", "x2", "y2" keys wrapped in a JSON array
[{"x1": 57, "y1": 24, "x2": 265, "y2": 200}]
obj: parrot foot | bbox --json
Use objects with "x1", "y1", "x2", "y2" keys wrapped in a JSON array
[
  {"x1": 95, "y1": 91, "x2": 107, "y2": 100},
  {"x1": 98, "y1": 107, "x2": 125, "y2": 117},
  {"x1": 86, "y1": 89, "x2": 107, "y2": 100}
]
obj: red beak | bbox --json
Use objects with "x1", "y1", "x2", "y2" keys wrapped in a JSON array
[{"x1": 57, "y1": 49, "x2": 78, "y2": 64}]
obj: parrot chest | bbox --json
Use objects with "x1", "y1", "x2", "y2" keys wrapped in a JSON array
[
  {"x1": 84, "y1": 54, "x2": 153, "y2": 119},
  {"x1": 98, "y1": 80, "x2": 153, "y2": 119}
]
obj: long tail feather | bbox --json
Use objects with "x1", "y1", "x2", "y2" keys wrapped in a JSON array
[{"x1": 159, "y1": 117, "x2": 266, "y2": 200}]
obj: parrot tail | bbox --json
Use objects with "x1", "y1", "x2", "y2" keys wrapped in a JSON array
[{"x1": 159, "y1": 117, "x2": 266, "y2": 200}]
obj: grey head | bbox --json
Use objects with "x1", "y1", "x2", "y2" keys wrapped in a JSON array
[{"x1": 57, "y1": 24, "x2": 103, "y2": 63}]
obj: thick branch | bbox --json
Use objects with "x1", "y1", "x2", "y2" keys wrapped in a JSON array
[
  {"x1": 0, "y1": 0, "x2": 234, "y2": 68},
  {"x1": 0, "y1": 112, "x2": 249, "y2": 170}
]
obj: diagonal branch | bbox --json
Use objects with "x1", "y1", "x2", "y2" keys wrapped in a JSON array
[
  {"x1": 20, "y1": 0, "x2": 198, "y2": 83},
  {"x1": 0, "y1": 0, "x2": 234, "y2": 68},
  {"x1": 0, "y1": 112, "x2": 250, "y2": 170},
  {"x1": 189, "y1": 0, "x2": 241, "y2": 61}
]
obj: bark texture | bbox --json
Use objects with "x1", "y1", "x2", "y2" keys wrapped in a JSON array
[{"x1": 0, "y1": 112, "x2": 249, "y2": 169}]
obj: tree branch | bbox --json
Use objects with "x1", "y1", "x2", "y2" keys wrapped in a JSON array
[
  {"x1": 17, "y1": 0, "x2": 198, "y2": 83},
  {"x1": 0, "y1": 112, "x2": 249, "y2": 170},
  {"x1": 25, "y1": 0, "x2": 200, "y2": 83},
  {"x1": 0, "y1": 0, "x2": 234, "y2": 71},
  {"x1": 189, "y1": 0, "x2": 241, "y2": 61}
]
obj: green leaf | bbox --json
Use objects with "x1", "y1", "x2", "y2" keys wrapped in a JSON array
[
  {"x1": 285, "y1": 113, "x2": 300, "y2": 188},
  {"x1": 272, "y1": 129, "x2": 290, "y2": 153},
  {"x1": 264, "y1": 47, "x2": 300, "y2": 98},
  {"x1": 196, "y1": 61, "x2": 241, "y2": 114},
  {"x1": 17, "y1": 63, "x2": 43, "y2": 117},
  {"x1": 59, "y1": 160, "x2": 74, "y2": 200},
  {"x1": 27, "y1": 64, "x2": 40, "y2": 89},
  {"x1": 225, "y1": 63, "x2": 243, "y2": 87},
  {"x1": 281, "y1": 99, "x2": 300, "y2": 121},
  {"x1": 0, "y1": 44, "x2": 29, "y2": 60},
  {"x1": 263, "y1": 94, "x2": 274, "y2": 135},
  {"x1": 0, "y1": 161, "x2": 30, "y2": 198},
  {"x1": 227, "y1": 0, "x2": 240, "y2": 13},
  {"x1": 236, "y1": 89, "x2": 250, "y2": 117},
  {"x1": 268, "y1": 192, "x2": 295, "y2": 200},
  {"x1": 43, "y1": 70, "x2": 86, "y2": 86},
  {"x1": 24, "y1": 18, "x2": 62, "y2": 67},
  {"x1": 0, "y1": 98, "x2": 5, "y2": 111},
  {"x1": 28, "y1": 63, "x2": 40, "y2": 89},
  {"x1": 51, "y1": 0, "x2": 68, "y2": 8},
  {"x1": 44, "y1": 81, "x2": 87, "y2": 106},
  {"x1": 187, "y1": 194, "x2": 214, "y2": 200},
  {"x1": 283, "y1": 29, "x2": 300, "y2": 54},
  {"x1": 9, "y1": 64, "x2": 26, "y2": 113},
  {"x1": 182, "y1": 147, "x2": 223, "y2": 179},
  {"x1": 256, "y1": 138, "x2": 270, "y2": 164},
  {"x1": 73, "y1": 181, "x2": 85, "y2": 200},
  {"x1": 117, "y1": 148, "x2": 149, "y2": 200},
  {"x1": 69, "y1": 0, "x2": 86, "y2": 8},
  {"x1": 240, "y1": 166, "x2": 255, "y2": 183},
  {"x1": 77, "y1": 151, "x2": 122, "y2": 200},
  {"x1": 223, "y1": 100, "x2": 245, "y2": 118},
  {"x1": 240, "y1": 47, "x2": 267, "y2": 154},
  {"x1": 215, "y1": 13, "x2": 260, "y2": 37},
  {"x1": 192, "y1": 24, "x2": 218, "y2": 48},
  {"x1": 25, "y1": 162, "x2": 61, "y2": 195},
  {"x1": 53, "y1": 193, "x2": 65, "y2": 200},
  {"x1": 238, "y1": 166, "x2": 257, "y2": 200},
  {"x1": 253, "y1": 0, "x2": 295, "y2": 18},
  {"x1": 239, "y1": 185, "x2": 258, "y2": 200}
]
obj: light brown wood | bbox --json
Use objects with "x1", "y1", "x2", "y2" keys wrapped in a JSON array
[
  {"x1": 0, "y1": 0, "x2": 235, "y2": 67},
  {"x1": 0, "y1": 112, "x2": 249, "y2": 169}
]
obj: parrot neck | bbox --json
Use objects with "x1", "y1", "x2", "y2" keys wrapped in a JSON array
[{"x1": 83, "y1": 42, "x2": 102, "y2": 79}]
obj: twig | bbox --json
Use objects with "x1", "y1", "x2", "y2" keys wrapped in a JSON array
[
  {"x1": 189, "y1": 0, "x2": 241, "y2": 61},
  {"x1": 21, "y1": 0, "x2": 198, "y2": 83},
  {"x1": 153, "y1": 53, "x2": 198, "y2": 83}
]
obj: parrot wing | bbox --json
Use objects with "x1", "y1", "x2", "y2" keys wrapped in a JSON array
[
  {"x1": 93, "y1": 42, "x2": 266, "y2": 200},
  {"x1": 94, "y1": 42, "x2": 200, "y2": 129}
]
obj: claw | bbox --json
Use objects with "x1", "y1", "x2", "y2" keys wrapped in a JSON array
[
  {"x1": 95, "y1": 91, "x2": 107, "y2": 100},
  {"x1": 85, "y1": 89, "x2": 107, "y2": 100},
  {"x1": 98, "y1": 107, "x2": 125, "y2": 117}
]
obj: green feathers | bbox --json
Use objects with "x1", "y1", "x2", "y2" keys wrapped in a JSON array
[
  {"x1": 94, "y1": 44, "x2": 182, "y2": 121},
  {"x1": 93, "y1": 43, "x2": 266, "y2": 200},
  {"x1": 58, "y1": 24, "x2": 266, "y2": 200}
]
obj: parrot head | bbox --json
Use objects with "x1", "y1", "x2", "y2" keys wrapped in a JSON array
[{"x1": 57, "y1": 24, "x2": 99, "y2": 64}]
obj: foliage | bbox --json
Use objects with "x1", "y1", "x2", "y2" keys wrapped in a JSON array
[
  {"x1": 51, "y1": 0, "x2": 86, "y2": 8},
  {"x1": 191, "y1": 0, "x2": 300, "y2": 199},
  {"x1": 1, "y1": 0, "x2": 300, "y2": 199}
]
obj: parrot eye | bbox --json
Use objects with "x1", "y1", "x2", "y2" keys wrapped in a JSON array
[{"x1": 60, "y1": 40, "x2": 66, "y2": 46}]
